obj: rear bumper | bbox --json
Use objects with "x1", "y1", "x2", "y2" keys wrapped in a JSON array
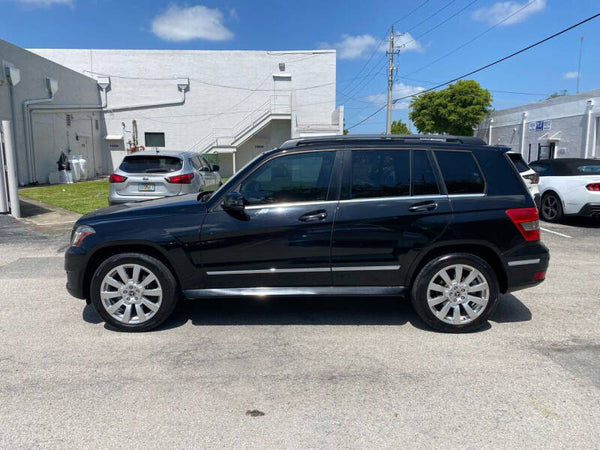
[
  {"x1": 504, "y1": 242, "x2": 550, "y2": 293},
  {"x1": 576, "y1": 203, "x2": 600, "y2": 217},
  {"x1": 108, "y1": 195, "x2": 166, "y2": 205}
]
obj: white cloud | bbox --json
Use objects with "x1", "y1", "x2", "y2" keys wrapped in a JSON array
[
  {"x1": 151, "y1": 5, "x2": 234, "y2": 42},
  {"x1": 472, "y1": 0, "x2": 546, "y2": 26},
  {"x1": 563, "y1": 71, "x2": 579, "y2": 79},
  {"x1": 321, "y1": 32, "x2": 422, "y2": 60},
  {"x1": 17, "y1": 0, "x2": 72, "y2": 6},
  {"x1": 363, "y1": 83, "x2": 425, "y2": 110}
]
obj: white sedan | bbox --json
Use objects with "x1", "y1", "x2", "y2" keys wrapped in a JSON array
[{"x1": 529, "y1": 158, "x2": 600, "y2": 222}]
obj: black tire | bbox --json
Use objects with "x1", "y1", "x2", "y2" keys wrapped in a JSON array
[
  {"x1": 90, "y1": 253, "x2": 178, "y2": 332},
  {"x1": 410, "y1": 253, "x2": 499, "y2": 333},
  {"x1": 540, "y1": 192, "x2": 563, "y2": 223}
]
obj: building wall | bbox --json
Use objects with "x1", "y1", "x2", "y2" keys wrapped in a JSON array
[
  {"x1": 0, "y1": 39, "x2": 103, "y2": 185},
  {"x1": 31, "y1": 48, "x2": 339, "y2": 175},
  {"x1": 476, "y1": 89, "x2": 600, "y2": 162}
]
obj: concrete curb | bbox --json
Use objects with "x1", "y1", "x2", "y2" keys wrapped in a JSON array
[{"x1": 18, "y1": 195, "x2": 81, "y2": 235}]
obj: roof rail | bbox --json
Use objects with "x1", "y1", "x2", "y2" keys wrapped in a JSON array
[{"x1": 279, "y1": 134, "x2": 487, "y2": 149}]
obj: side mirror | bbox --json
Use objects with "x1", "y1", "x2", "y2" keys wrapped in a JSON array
[
  {"x1": 212, "y1": 165, "x2": 220, "y2": 172},
  {"x1": 223, "y1": 192, "x2": 245, "y2": 212}
]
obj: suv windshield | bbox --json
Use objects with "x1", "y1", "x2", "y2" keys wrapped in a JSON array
[
  {"x1": 119, "y1": 155, "x2": 183, "y2": 173},
  {"x1": 508, "y1": 153, "x2": 530, "y2": 173}
]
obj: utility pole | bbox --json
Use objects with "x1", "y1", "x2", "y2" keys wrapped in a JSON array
[
  {"x1": 576, "y1": 36, "x2": 584, "y2": 93},
  {"x1": 386, "y1": 26, "x2": 402, "y2": 134}
]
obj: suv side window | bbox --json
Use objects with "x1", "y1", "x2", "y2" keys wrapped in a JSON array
[
  {"x1": 434, "y1": 150, "x2": 485, "y2": 194},
  {"x1": 412, "y1": 150, "x2": 440, "y2": 196},
  {"x1": 239, "y1": 151, "x2": 335, "y2": 205},
  {"x1": 201, "y1": 157, "x2": 212, "y2": 171},
  {"x1": 190, "y1": 156, "x2": 203, "y2": 171},
  {"x1": 351, "y1": 150, "x2": 410, "y2": 199}
]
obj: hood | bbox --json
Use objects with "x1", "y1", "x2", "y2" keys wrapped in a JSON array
[{"x1": 79, "y1": 194, "x2": 207, "y2": 224}]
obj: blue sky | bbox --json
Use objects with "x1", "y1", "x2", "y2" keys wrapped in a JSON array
[{"x1": 2, "y1": 0, "x2": 599, "y2": 133}]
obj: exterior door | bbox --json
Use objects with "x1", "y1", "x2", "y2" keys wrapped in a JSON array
[
  {"x1": 199, "y1": 150, "x2": 341, "y2": 288},
  {"x1": 331, "y1": 148, "x2": 452, "y2": 287}
]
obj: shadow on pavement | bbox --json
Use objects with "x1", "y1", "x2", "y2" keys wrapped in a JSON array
[
  {"x1": 545, "y1": 216, "x2": 600, "y2": 229},
  {"x1": 83, "y1": 292, "x2": 532, "y2": 332},
  {"x1": 19, "y1": 200, "x2": 52, "y2": 218}
]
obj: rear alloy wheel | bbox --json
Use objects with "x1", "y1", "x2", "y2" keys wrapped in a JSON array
[
  {"x1": 90, "y1": 253, "x2": 178, "y2": 332},
  {"x1": 540, "y1": 193, "x2": 563, "y2": 223},
  {"x1": 411, "y1": 253, "x2": 499, "y2": 333}
]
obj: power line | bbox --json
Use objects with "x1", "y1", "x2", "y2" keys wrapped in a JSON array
[
  {"x1": 347, "y1": 12, "x2": 600, "y2": 130},
  {"x1": 401, "y1": 0, "x2": 539, "y2": 78},
  {"x1": 342, "y1": 0, "x2": 480, "y2": 99},
  {"x1": 340, "y1": 0, "x2": 432, "y2": 96}
]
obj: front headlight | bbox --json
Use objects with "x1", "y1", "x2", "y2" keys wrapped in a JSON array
[{"x1": 71, "y1": 225, "x2": 95, "y2": 247}]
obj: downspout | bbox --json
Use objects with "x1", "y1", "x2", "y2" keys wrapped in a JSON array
[
  {"x1": 22, "y1": 79, "x2": 56, "y2": 183},
  {"x1": 584, "y1": 99, "x2": 594, "y2": 158},
  {"x1": 520, "y1": 112, "x2": 527, "y2": 157},
  {"x1": 488, "y1": 118, "x2": 493, "y2": 145}
]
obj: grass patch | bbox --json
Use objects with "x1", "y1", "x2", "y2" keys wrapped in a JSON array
[{"x1": 20, "y1": 180, "x2": 109, "y2": 215}]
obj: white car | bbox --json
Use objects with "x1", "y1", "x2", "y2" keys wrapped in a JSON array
[
  {"x1": 507, "y1": 153, "x2": 540, "y2": 207},
  {"x1": 529, "y1": 158, "x2": 600, "y2": 222}
]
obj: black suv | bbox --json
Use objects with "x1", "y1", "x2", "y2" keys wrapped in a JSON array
[{"x1": 65, "y1": 135, "x2": 549, "y2": 333}]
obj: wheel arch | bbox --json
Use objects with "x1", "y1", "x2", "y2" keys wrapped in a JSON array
[
  {"x1": 406, "y1": 243, "x2": 508, "y2": 293},
  {"x1": 82, "y1": 243, "x2": 180, "y2": 301}
]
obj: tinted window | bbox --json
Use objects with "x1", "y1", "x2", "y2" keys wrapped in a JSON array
[
  {"x1": 239, "y1": 151, "x2": 335, "y2": 205},
  {"x1": 190, "y1": 156, "x2": 202, "y2": 170},
  {"x1": 119, "y1": 155, "x2": 182, "y2": 173},
  {"x1": 412, "y1": 150, "x2": 440, "y2": 195},
  {"x1": 434, "y1": 151, "x2": 485, "y2": 194},
  {"x1": 351, "y1": 150, "x2": 410, "y2": 199},
  {"x1": 530, "y1": 163, "x2": 553, "y2": 176},
  {"x1": 508, "y1": 153, "x2": 530, "y2": 173}
]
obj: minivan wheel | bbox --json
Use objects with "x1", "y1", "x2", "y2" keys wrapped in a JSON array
[
  {"x1": 540, "y1": 192, "x2": 563, "y2": 223},
  {"x1": 90, "y1": 253, "x2": 178, "y2": 332},
  {"x1": 411, "y1": 253, "x2": 499, "y2": 333}
]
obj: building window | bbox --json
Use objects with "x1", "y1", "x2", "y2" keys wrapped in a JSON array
[{"x1": 145, "y1": 132, "x2": 165, "y2": 147}]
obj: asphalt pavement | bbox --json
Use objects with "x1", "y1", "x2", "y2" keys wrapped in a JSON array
[{"x1": 0, "y1": 212, "x2": 599, "y2": 449}]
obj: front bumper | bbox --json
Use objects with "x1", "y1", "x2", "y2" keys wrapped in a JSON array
[{"x1": 65, "y1": 247, "x2": 88, "y2": 299}]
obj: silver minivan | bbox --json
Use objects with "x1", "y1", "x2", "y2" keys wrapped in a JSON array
[{"x1": 109, "y1": 151, "x2": 221, "y2": 205}]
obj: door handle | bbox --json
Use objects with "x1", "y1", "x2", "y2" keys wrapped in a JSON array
[
  {"x1": 408, "y1": 201, "x2": 438, "y2": 212},
  {"x1": 299, "y1": 210, "x2": 328, "y2": 222}
]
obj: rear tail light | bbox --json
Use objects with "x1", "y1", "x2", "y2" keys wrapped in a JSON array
[
  {"x1": 586, "y1": 183, "x2": 600, "y2": 191},
  {"x1": 506, "y1": 207, "x2": 540, "y2": 242},
  {"x1": 166, "y1": 173, "x2": 194, "y2": 184},
  {"x1": 523, "y1": 172, "x2": 539, "y2": 184},
  {"x1": 109, "y1": 173, "x2": 127, "y2": 183}
]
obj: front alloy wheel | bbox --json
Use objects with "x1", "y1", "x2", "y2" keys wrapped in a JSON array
[
  {"x1": 100, "y1": 263, "x2": 163, "y2": 325},
  {"x1": 90, "y1": 253, "x2": 178, "y2": 332}
]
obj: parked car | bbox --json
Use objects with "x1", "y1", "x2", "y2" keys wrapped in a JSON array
[
  {"x1": 66, "y1": 135, "x2": 549, "y2": 333},
  {"x1": 507, "y1": 152, "x2": 540, "y2": 207},
  {"x1": 108, "y1": 151, "x2": 221, "y2": 205},
  {"x1": 529, "y1": 158, "x2": 600, "y2": 222}
]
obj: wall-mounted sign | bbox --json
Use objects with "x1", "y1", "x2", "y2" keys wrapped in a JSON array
[{"x1": 528, "y1": 120, "x2": 552, "y2": 131}]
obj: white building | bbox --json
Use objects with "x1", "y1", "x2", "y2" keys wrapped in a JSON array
[
  {"x1": 476, "y1": 89, "x2": 600, "y2": 162},
  {"x1": 1, "y1": 39, "x2": 104, "y2": 186},
  {"x1": 32, "y1": 48, "x2": 343, "y2": 177}
]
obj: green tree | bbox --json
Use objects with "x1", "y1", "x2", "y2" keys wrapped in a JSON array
[
  {"x1": 409, "y1": 80, "x2": 492, "y2": 136},
  {"x1": 390, "y1": 119, "x2": 410, "y2": 135}
]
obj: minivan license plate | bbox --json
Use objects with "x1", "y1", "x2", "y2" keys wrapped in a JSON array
[{"x1": 138, "y1": 183, "x2": 155, "y2": 192}]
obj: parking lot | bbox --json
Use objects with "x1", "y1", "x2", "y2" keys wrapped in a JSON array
[{"x1": 0, "y1": 214, "x2": 599, "y2": 449}]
